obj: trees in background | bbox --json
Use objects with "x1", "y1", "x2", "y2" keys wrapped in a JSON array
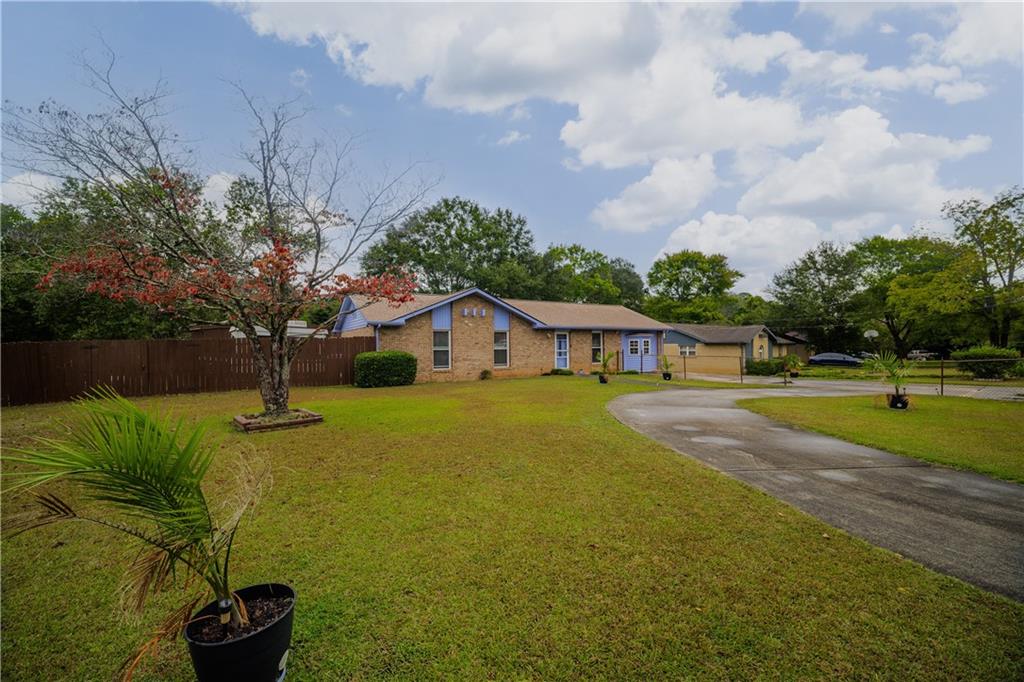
[
  {"x1": 769, "y1": 243, "x2": 862, "y2": 352},
  {"x1": 643, "y1": 250, "x2": 744, "y2": 323},
  {"x1": 942, "y1": 187, "x2": 1023, "y2": 348},
  {"x1": 361, "y1": 198, "x2": 647, "y2": 308},
  {"x1": 2, "y1": 54, "x2": 426, "y2": 415}
]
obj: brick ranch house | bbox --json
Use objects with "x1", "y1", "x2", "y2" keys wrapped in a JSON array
[{"x1": 333, "y1": 287, "x2": 671, "y2": 382}]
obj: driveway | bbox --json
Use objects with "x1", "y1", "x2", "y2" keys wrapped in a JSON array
[{"x1": 608, "y1": 384, "x2": 1024, "y2": 601}]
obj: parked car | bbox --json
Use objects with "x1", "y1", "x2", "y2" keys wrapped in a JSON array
[
  {"x1": 808, "y1": 352, "x2": 864, "y2": 367},
  {"x1": 907, "y1": 349, "x2": 938, "y2": 360}
]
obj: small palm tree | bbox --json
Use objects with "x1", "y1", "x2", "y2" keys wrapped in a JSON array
[
  {"x1": 600, "y1": 351, "x2": 615, "y2": 375},
  {"x1": 4, "y1": 388, "x2": 266, "y2": 673},
  {"x1": 864, "y1": 352, "x2": 914, "y2": 403}
]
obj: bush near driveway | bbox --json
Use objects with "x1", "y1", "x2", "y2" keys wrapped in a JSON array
[
  {"x1": 354, "y1": 350, "x2": 417, "y2": 387},
  {"x1": 745, "y1": 359, "x2": 784, "y2": 376},
  {"x1": 951, "y1": 345, "x2": 1021, "y2": 380},
  {"x1": 2, "y1": 380, "x2": 1022, "y2": 680}
]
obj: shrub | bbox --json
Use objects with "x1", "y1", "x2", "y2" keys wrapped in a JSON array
[
  {"x1": 745, "y1": 359, "x2": 784, "y2": 376},
  {"x1": 479, "y1": 369, "x2": 492, "y2": 380},
  {"x1": 355, "y1": 351, "x2": 417, "y2": 387},
  {"x1": 618, "y1": 369, "x2": 639, "y2": 375},
  {"x1": 951, "y1": 345, "x2": 1021, "y2": 380},
  {"x1": 550, "y1": 368, "x2": 575, "y2": 376},
  {"x1": 1011, "y1": 361, "x2": 1024, "y2": 379}
]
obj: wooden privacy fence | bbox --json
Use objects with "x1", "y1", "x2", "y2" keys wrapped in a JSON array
[{"x1": 1, "y1": 337, "x2": 376, "y2": 406}]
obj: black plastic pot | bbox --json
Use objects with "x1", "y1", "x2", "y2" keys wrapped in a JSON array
[
  {"x1": 789, "y1": 371, "x2": 800, "y2": 378},
  {"x1": 887, "y1": 394, "x2": 910, "y2": 410},
  {"x1": 662, "y1": 372, "x2": 672, "y2": 381},
  {"x1": 598, "y1": 374, "x2": 609, "y2": 384},
  {"x1": 185, "y1": 583, "x2": 295, "y2": 682}
]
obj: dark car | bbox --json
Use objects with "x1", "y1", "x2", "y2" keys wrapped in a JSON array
[{"x1": 808, "y1": 352, "x2": 864, "y2": 367}]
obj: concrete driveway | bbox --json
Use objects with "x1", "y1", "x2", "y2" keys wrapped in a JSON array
[{"x1": 608, "y1": 385, "x2": 1024, "y2": 601}]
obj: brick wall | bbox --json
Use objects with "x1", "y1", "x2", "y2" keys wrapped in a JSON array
[{"x1": 378, "y1": 295, "x2": 622, "y2": 382}]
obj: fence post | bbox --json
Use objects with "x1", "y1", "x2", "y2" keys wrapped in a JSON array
[
  {"x1": 739, "y1": 356, "x2": 744, "y2": 384},
  {"x1": 940, "y1": 359, "x2": 945, "y2": 396},
  {"x1": 682, "y1": 353, "x2": 687, "y2": 380}
]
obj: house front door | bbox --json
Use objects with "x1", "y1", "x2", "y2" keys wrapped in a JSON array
[
  {"x1": 623, "y1": 333, "x2": 657, "y2": 372},
  {"x1": 555, "y1": 332, "x2": 569, "y2": 369}
]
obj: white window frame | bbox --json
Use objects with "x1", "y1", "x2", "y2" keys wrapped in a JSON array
[
  {"x1": 554, "y1": 332, "x2": 570, "y2": 369},
  {"x1": 591, "y1": 331, "x2": 603, "y2": 363},
  {"x1": 628, "y1": 338, "x2": 640, "y2": 356},
  {"x1": 642, "y1": 337, "x2": 652, "y2": 355},
  {"x1": 432, "y1": 329, "x2": 451, "y2": 370},
  {"x1": 494, "y1": 330, "x2": 509, "y2": 368},
  {"x1": 679, "y1": 345, "x2": 697, "y2": 357}
]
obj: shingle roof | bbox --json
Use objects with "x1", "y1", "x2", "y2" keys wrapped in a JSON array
[
  {"x1": 503, "y1": 298, "x2": 668, "y2": 330},
  {"x1": 669, "y1": 323, "x2": 770, "y2": 344},
  {"x1": 347, "y1": 288, "x2": 667, "y2": 330}
]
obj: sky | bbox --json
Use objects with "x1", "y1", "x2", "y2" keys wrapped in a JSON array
[{"x1": 2, "y1": 1, "x2": 1022, "y2": 294}]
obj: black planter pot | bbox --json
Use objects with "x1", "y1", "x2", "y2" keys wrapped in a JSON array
[
  {"x1": 598, "y1": 374, "x2": 609, "y2": 384},
  {"x1": 662, "y1": 372, "x2": 672, "y2": 381},
  {"x1": 789, "y1": 371, "x2": 800, "y2": 378},
  {"x1": 887, "y1": 394, "x2": 910, "y2": 410},
  {"x1": 185, "y1": 583, "x2": 295, "y2": 682}
]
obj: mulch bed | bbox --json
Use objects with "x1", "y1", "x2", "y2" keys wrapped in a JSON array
[
  {"x1": 233, "y1": 409, "x2": 324, "y2": 433},
  {"x1": 190, "y1": 595, "x2": 294, "y2": 644}
]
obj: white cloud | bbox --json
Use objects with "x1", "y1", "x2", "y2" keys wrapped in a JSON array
[
  {"x1": 738, "y1": 106, "x2": 989, "y2": 222},
  {"x1": 591, "y1": 155, "x2": 717, "y2": 233},
  {"x1": 933, "y1": 80, "x2": 988, "y2": 104},
  {"x1": 496, "y1": 130, "x2": 530, "y2": 146},
  {"x1": 0, "y1": 172, "x2": 58, "y2": 212},
  {"x1": 940, "y1": 3, "x2": 1022, "y2": 66},
  {"x1": 799, "y1": 3, "x2": 898, "y2": 35},
  {"x1": 289, "y1": 68, "x2": 311, "y2": 91},
  {"x1": 781, "y1": 48, "x2": 965, "y2": 100},
  {"x1": 201, "y1": 172, "x2": 237, "y2": 209},
  {"x1": 879, "y1": 23, "x2": 898, "y2": 35},
  {"x1": 658, "y1": 212, "x2": 821, "y2": 294},
  {"x1": 334, "y1": 103, "x2": 353, "y2": 116}
]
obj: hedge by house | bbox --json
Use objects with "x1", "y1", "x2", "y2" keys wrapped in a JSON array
[
  {"x1": 745, "y1": 359, "x2": 784, "y2": 376},
  {"x1": 354, "y1": 351, "x2": 417, "y2": 387},
  {"x1": 951, "y1": 346, "x2": 1021, "y2": 380}
]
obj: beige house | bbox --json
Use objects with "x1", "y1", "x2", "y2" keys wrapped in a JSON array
[
  {"x1": 334, "y1": 287, "x2": 670, "y2": 382},
  {"x1": 663, "y1": 323, "x2": 807, "y2": 375}
]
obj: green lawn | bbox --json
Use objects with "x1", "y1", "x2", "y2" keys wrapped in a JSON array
[
  {"x1": 739, "y1": 395, "x2": 1024, "y2": 483},
  {"x1": 2, "y1": 379, "x2": 1023, "y2": 680}
]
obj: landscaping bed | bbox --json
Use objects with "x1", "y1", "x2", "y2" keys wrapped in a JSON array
[
  {"x1": 3, "y1": 379, "x2": 1023, "y2": 680},
  {"x1": 233, "y1": 408, "x2": 324, "y2": 433},
  {"x1": 739, "y1": 394, "x2": 1024, "y2": 483}
]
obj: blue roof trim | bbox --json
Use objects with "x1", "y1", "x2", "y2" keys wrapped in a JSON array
[
  {"x1": 332, "y1": 296, "x2": 368, "y2": 333},
  {"x1": 378, "y1": 287, "x2": 546, "y2": 328}
]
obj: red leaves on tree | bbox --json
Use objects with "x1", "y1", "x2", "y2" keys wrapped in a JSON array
[{"x1": 39, "y1": 237, "x2": 416, "y2": 318}]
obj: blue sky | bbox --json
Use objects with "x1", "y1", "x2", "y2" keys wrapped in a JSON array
[{"x1": 3, "y1": 2, "x2": 1021, "y2": 293}]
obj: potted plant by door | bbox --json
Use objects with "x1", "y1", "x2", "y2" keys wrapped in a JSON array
[
  {"x1": 4, "y1": 389, "x2": 293, "y2": 682},
  {"x1": 865, "y1": 351, "x2": 913, "y2": 409},
  {"x1": 660, "y1": 355, "x2": 673, "y2": 381},
  {"x1": 598, "y1": 351, "x2": 615, "y2": 383}
]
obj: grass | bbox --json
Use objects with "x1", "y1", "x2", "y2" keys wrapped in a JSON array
[
  {"x1": 739, "y1": 394, "x2": 1024, "y2": 483},
  {"x1": 2, "y1": 378, "x2": 1023, "y2": 680},
  {"x1": 797, "y1": 364, "x2": 1024, "y2": 386}
]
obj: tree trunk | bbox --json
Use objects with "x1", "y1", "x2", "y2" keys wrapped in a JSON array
[{"x1": 245, "y1": 331, "x2": 292, "y2": 417}]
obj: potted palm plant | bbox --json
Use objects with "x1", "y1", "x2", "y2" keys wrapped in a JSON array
[
  {"x1": 783, "y1": 354, "x2": 803, "y2": 378},
  {"x1": 598, "y1": 351, "x2": 615, "y2": 383},
  {"x1": 660, "y1": 355, "x2": 673, "y2": 381},
  {"x1": 865, "y1": 351, "x2": 913, "y2": 409},
  {"x1": 4, "y1": 389, "x2": 293, "y2": 682}
]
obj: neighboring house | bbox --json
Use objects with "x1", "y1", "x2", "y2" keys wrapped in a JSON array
[
  {"x1": 664, "y1": 323, "x2": 808, "y2": 374},
  {"x1": 189, "y1": 320, "x2": 328, "y2": 340},
  {"x1": 333, "y1": 287, "x2": 669, "y2": 382}
]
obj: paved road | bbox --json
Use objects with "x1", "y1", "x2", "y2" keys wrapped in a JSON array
[{"x1": 608, "y1": 384, "x2": 1024, "y2": 601}]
